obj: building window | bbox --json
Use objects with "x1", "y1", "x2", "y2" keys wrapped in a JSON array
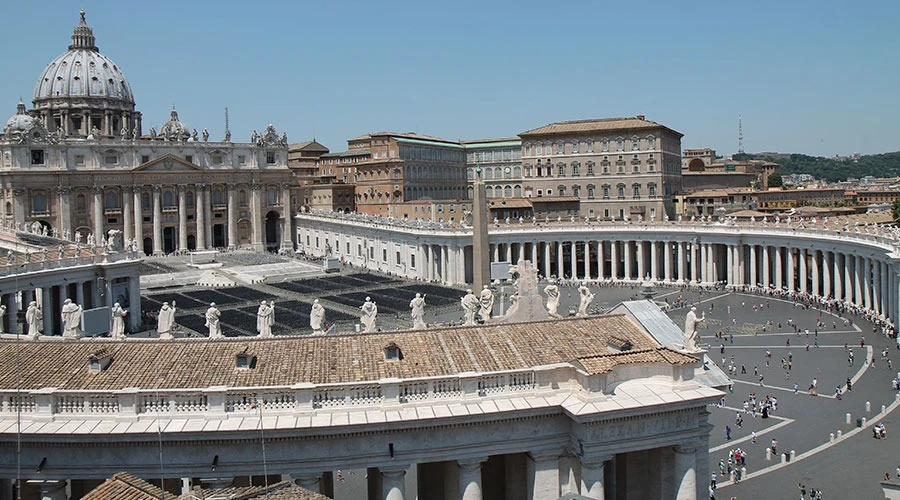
[
  {"x1": 76, "y1": 194, "x2": 87, "y2": 213},
  {"x1": 104, "y1": 155, "x2": 118, "y2": 165},
  {"x1": 396, "y1": 251, "x2": 401, "y2": 265},
  {"x1": 573, "y1": 186, "x2": 581, "y2": 198},
  {"x1": 32, "y1": 193, "x2": 47, "y2": 214},
  {"x1": 617, "y1": 185, "x2": 625, "y2": 199},
  {"x1": 140, "y1": 155, "x2": 150, "y2": 164},
  {"x1": 587, "y1": 140, "x2": 594, "y2": 153},
  {"x1": 185, "y1": 155, "x2": 193, "y2": 163},
  {"x1": 602, "y1": 185, "x2": 610, "y2": 199},
  {"x1": 239, "y1": 190, "x2": 247, "y2": 207},
  {"x1": 238, "y1": 155, "x2": 246, "y2": 165},
  {"x1": 633, "y1": 184, "x2": 641, "y2": 199},
  {"x1": 211, "y1": 154, "x2": 224, "y2": 166},
  {"x1": 105, "y1": 191, "x2": 120, "y2": 210},
  {"x1": 383, "y1": 248, "x2": 388, "y2": 262},
  {"x1": 557, "y1": 163, "x2": 566, "y2": 177},
  {"x1": 163, "y1": 190, "x2": 175, "y2": 208},
  {"x1": 383, "y1": 343, "x2": 402, "y2": 361},
  {"x1": 74, "y1": 155, "x2": 85, "y2": 166},
  {"x1": 266, "y1": 151, "x2": 276, "y2": 164},
  {"x1": 648, "y1": 184, "x2": 657, "y2": 198},
  {"x1": 141, "y1": 192, "x2": 150, "y2": 210},
  {"x1": 632, "y1": 137, "x2": 640, "y2": 151},
  {"x1": 267, "y1": 187, "x2": 278, "y2": 206},
  {"x1": 31, "y1": 150, "x2": 44, "y2": 165},
  {"x1": 558, "y1": 185, "x2": 566, "y2": 196},
  {"x1": 555, "y1": 143, "x2": 563, "y2": 155},
  {"x1": 586, "y1": 162, "x2": 594, "y2": 175},
  {"x1": 572, "y1": 163, "x2": 580, "y2": 176},
  {"x1": 601, "y1": 139, "x2": 609, "y2": 152},
  {"x1": 616, "y1": 138, "x2": 624, "y2": 151},
  {"x1": 588, "y1": 187, "x2": 595, "y2": 199},
  {"x1": 186, "y1": 191, "x2": 194, "y2": 207}
]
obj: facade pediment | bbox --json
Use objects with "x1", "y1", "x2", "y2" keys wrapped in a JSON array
[{"x1": 133, "y1": 154, "x2": 203, "y2": 172}]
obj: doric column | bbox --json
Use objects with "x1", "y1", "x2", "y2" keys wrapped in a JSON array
[
  {"x1": 854, "y1": 256, "x2": 863, "y2": 307},
  {"x1": 493, "y1": 244, "x2": 500, "y2": 262},
  {"x1": 570, "y1": 241, "x2": 577, "y2": 280},
  {"x1": 177, "y1": 185, "x2": 188, "y2": 251},
  {"x1": 557, "y1": 241, "x2": 564, "y2": 279},
  {"x1": 673, "y1": 445, "x2": 697, "y2": 500},
  {"x1": 527, "y1": 451, "x2": 560, "y2": 500},
  {"x1": 810, "y1": 250, "x2": 819, "y2": 296},
  {"x1": 281, "y1": 183, "x2": 292, "y2": 252},
  {"x1": 787, "y1": 248, "x2": 795, "y2": 292},
  {"x1": 761, "y1": 245, "x2": 770, "y2": 287},
  {"x1": 584, "y1": 241, "x2": 591, "y2": 280},
  {"x1": 543, "y1": 242, "x2": 551, "y2": 278},
  {"x1": 294, "y1": 474, "x2": 323, "y2": 494},
  {"x1": 663, "y1": 241, "x2": 672, "y2": 281},
  {"x1": 699, "y1": 244, "x2": 707, "y2": 283},
  {"x1": 690, "y1": 242, "x2": 698, "y2": 282},
  {"x1": 636, "y1": 241, "x2": 645, "y2": 280},
  {"x1": 874, "y1": 260, "x2": 882, "y2": 315},
  {"x1": 610, "y1": 241, "x2": 619, "y2": 279},
  {"x1": 6, "y1": 293, "x2": 18, "y2": 335},
  {"x1": 823, "y1": 251, "x2": 832, "y2": 298},
  {"x1": 381, "y1": 466, "x2": 408, "y2": 500},
  {"x1": 845, "y1": 254, "x2": 854, "y2": 303},
  {"x1": 624, "y1": 241, "x2": 633, "y2": 280},
  {"x1": 726, "y1": 244, "x2": 734, "y2": 284},
  {"x1": 749, "y1": 245, "x2": 757, "y2": 287},
  {"x1": 152, "y1": 186, "x2": 162, "y2": 255},
  {"x1": 506, "y1": 243, "x2": 513, "y2": 263},
  {"x1": 227, "y1": 184, "x2": 237, "y2": 249},
  {"x1": 650, "y1": 241, "x2": 659, "y2": 280},
  {"x1": 798, "y1": 248, "x2": 807, "y2": 293},
  {"x1": 597, "y1": 241, "x2": 605, "y2": 279},
  {"x1": 41, "y1": 287, "x2": 53, "y2": 336},
  {"x1": 580, "y1": 457, "x2": 611, "y2": 500},
  {"x1": 774, "y1": 246, "x2": 783, "y2": 289},
  {"x1": 834, "y1": 253, "x2": 843, "y2": 300},
  {"x1": 195, "y1": 185, "x2": 207, "y2": 250},
  {"x1": 133, "y1": 187, "x2": 143, "y2": 252},
  {"x1": 458, "y1": 458, "x2": 487, "y2": 500},
  {"x1": 864, "y1": 258, "x2": 872, "y2": 309},
  {"x1": 250, "y1": 183, "x2": 262, "y2": 250},
  {"x1": 677, "y1": 241, "x2": 686, "y2": 283},
  {"x1": 122, "y1": 186, "x2": 134, "y2": 244},
  {"x1": 92, "y1": 186, "x2": 104, "y2": 240},
  {"x1": 531, "y1": 241, "x2": 539, "y2": 267}
]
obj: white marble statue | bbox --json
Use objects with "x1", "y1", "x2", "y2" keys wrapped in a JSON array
[
  {"x1": 157, "y1": 301, "x2": 176, "y2": 339},
  {"x1": 409, "y1": 293, "x2": 427, "y2": 330},
  {"x1": 461, "y1": 289, "x2": 479, "y2": 326},
  {"x1": 110, "y1": 302, "x2": 127, "y2": 339},
  {"x1": 205, "y1": 302, "x2": 222, "y2": 338},
  {"x1": 310, "y1": 299, "x2": 325, "y2": 334},
  {"x1": 544, "y1": 283, "x2": 562, "y2": 318},
  {"x1": 683, "y1": 306, "x2": 706, "y2": 351},
  {"x1": 479, "y1": 285, "x2": 494, "y2": 321},
  {"x1": 577, "y1": 282, "x2": 594, "y2": 317},
  {"x1": 256, "y1": 300, "x2": 274, "y2": 338},
  {"x1": 60, "y1": 298, "x2": 83, "y2": 338},
  {"x1": 360, "y1": 297, "x2": 378, "y2": 333},
  {"x1": 25, "y1": 301, "x2": 42, "y2": 338}
]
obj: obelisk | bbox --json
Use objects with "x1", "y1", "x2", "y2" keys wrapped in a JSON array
[{"x1": 472, "y1": 168, "x2": 490, "y2": 291}]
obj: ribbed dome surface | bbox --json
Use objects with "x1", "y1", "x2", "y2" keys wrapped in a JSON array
[
  {"x1": 3, "y1": 102, "x2": 37, "y2": 135},
  {"x1": 32, "y1": 11, "x2": 134, "y2": 105}
]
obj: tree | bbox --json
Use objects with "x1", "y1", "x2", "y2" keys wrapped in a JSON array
[
  {"x1": 767, "y1": 172, "x2": 783, "y2": 188},
  {"x1": 892, "y1": 199, "x2": 900, "y2": 220}
]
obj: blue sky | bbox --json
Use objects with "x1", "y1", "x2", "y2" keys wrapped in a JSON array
[{"x1": 1, "y1": 0, "x2": 897, "y2": 157}]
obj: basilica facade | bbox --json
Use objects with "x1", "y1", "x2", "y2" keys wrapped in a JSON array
[{"x1": 0, "y1": 12, "x2": 296, "y2": 255}]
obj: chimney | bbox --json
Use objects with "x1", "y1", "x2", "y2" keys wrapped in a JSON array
[{"x1": 636, "y1": 114, "x2": 645, "y2": 121}]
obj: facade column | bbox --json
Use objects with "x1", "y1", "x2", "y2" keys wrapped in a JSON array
[
  {"x1": 132, "y1": 187, "x2": 143, "y2": 253},
  {"x1": 699, "y1": 244, "x2": 707, "y2": 283},
  {"x1": 853, "y1": 256, "x2": 863, "y2": 307},
  {"x1": 493, "y1": 244, "x2": 500, "y2": 262},
  {"x1": 506, "y1": 243, "x2": 513, "y2": 263},
  {"x1": 873, "y1": 260, "x2": 881, "y2": 315},
  {"x1": 748, "y1": 245, "x2": 757, "y2": 287},
  {"x1": 92, "y1": 186, "x2": 104, "y2": 240},
  {"x1": 845, "y1": 254, "x2": 854, "y2": 303},
  {"x1": 650, "y1": 241, "x2": 659, "y2": 280},
  {"x1": 543, "y1": 242, "x2": 551, "y2": 278},
  {"x1": 122, "y1": 186, "x2": 133, "y2": 244},
  {"x1": 583, "y1": 241, "x2": 591, "y2": 280},
  {"x1": 726, "y1": 244, "x2": 734, "y2": 285},
  {"x1": 227, "y1": 184, "x2": 237, "y2": 249},
  {"x1": 527, "y1": 451, "x2": 560, "y2": 500},
  {"x1": 281, "y1": 183, "x2": 292, "y2": 252},
  {"x1": 761, "y1": 245, "x2": 770, "y2": 288},
  {"x1": 569, "y1": 241, "x2": 577, "y2": 279},
  {"x1": 56, "y1": 187, "x2": 72, "y2": 237},
  {"x1": 810, "y1": 250, "x2": 819, "y2": 296},
  {"x1": 624, "y1": 241, "x2": 633, "y2": 280},
  {"x1": 531, "y1": 241, "x2": 539, "y2": 268},
  {"x1": 822, "y1": 251, "x2": 832, "y2": 298},
  {"x1": 294, "y1": 475, "x2": 323, "y2": 494},
  {"x1": 677, "y1": 241, "x2": 686, "y2": 283},
  {"x1": 152, "y1": 186, "x2": 162, "y2": 255},
  {"x1": 250, "y1": 183, "x2": 262, "y2": 250},
  {"x1": 41, "y1": 287, "x2": 53, "y2": 336},
  {"x1": 177, "y1": 185, "x2": 188, "y2": 251},
  {"x1": 381, "y1": 466, "x2": 407, "y2": 500},
  {"x1": 690, "y1": 242, "x2": 698, "y2": 282},
  {"x1": 580, "y1": 457, "x2": 610, "y2": 500},
  {"x1": 798, "y1": 248, "x2": 807, "y2": 293},
  {"x1": 458, "y1": 458, "x2": 487, "y2": 500},
  {"x1": 196, "y1": 185, "x2": 207, "y2": 250},
  {"x1": 673, "y1": 445, "x2": 697, "y2": 500}
]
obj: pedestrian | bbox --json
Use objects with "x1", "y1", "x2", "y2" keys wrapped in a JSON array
[
  {"x1": 711, "y1": 471, "x2": 717, "y2": 488},
  {"x1": 800, "y1": 483, "x2": 807, "y2": 499},
  {"x1": 794, "y1": 382, "x2": 799, "y2": 394},
  {"x1": 726, "y1": 425, "x2": 732, "y2": 440},
  {"x1": 751, "y1": 431, "x2": 757, "y2": 443},
  {"x1": 847, "y1": 377, "x2": 852, "y2": 391}
]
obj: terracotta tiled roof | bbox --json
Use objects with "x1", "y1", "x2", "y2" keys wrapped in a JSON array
[
  {"x1": 82, "y1": 472, "x2": 177, "y2": 500},
  {"x1": 574, "y1": 347, "x2": 698, "y2": 375},
  {"x1": 519, "y1": 117, "x2": 682, "y2": 138},
  {"x1": 0, "y1": 316, "x2": 666, "y2": 390},
  {"x1": 179, "y1": 481, "x2": 330, "y2": 500}
]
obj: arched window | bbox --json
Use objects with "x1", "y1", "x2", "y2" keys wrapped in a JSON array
[
  {"x1": 239, "y1": 190, "x2": 247, "y2": 207},
  {"x1": 617, "y1": 184, "x2": 625, "y2": 199},
  {"x1": 587, "y1": 186, "x2": 595, "y2": 199},
  {"x1": 602, "y1": 185, "x2": 610, "y2": 199},
  {"x1": 267, "y1": 187, "x2": 277, "y2": 206},
  {"x1": 186, "y1": 191, "x2": 194, "y2": 207},
  {"x1": 5, "y1": 202, "x2": 11, "y2": 215},
  {"x1": 76, "y1": 194, "x2": 87, "y2": 213},
  {"x1": 648, "y1": 184, "x2": 657, "y2": 198},
  {"x1": 514, "y1": 185, "x2": 522, "y2": 197},
  {"x1": 141, "y1": 192, "x2": 150, "y2": 210},
  {"x1": 504, "y1": 185, "x2": 512, "y2": 197},
  {"x1": 32, "y1": 192, "x2": 47, "y2": 214},
  {"x1": 104, "y1": 191, "x2": 119, "y2": 210},
  {"x1": 557, "y1": 163, "x2": 566, "y2": 177},
  {"x1": 212, "y1": 188, "x2": 223, "y2": 206},
  {"x1": 586, "y1": 161, "x2": 595, "y2": 175},
  {"x1": 513, "y1": 166, "x2": 521, "y2": 177},
  {"x1": 558, "y1": 185, "x2": 566, "y2": 196},
  {"x1": 573, "y1": 186, "x2": 581, "y2": 198},
  {"x1": 632, "y1": 184, "x2": 641, "y2": 199},
  {"x1": 163, "y1": 190, "x2": 175, "y2": 208}
]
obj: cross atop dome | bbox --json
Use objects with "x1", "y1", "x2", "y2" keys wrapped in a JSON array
[{"x1": 69, "y1": 10, "x2": 97, "y2": 51}]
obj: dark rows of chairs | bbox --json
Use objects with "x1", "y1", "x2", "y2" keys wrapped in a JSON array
[
  {"x1": 139, "y1": 262, "x2": 179, "y2": 275},
  {"x1": 267, "y1": 273, "x2": 401, "y2": 296},
  {"x1": 214, "y1": 251, "x2": 287, "y2": 266},
  {"x1": 388, "y1": 285, "x2": 461, "y2": 307}
]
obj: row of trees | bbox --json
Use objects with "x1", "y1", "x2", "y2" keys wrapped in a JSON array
[{"x1": 749, "y1": 152, "x2": 900, "y2": 183}]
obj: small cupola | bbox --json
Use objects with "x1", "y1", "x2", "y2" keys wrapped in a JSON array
[
  {"x1": 235, "y1": 346, "x2": 257, "y2": 369},
  {"x1": 88, "y1": 348, "x2": 113, "y2": 373},
  {"x1": 383, "y1": 342, "x2": 403, "y2": 361}
]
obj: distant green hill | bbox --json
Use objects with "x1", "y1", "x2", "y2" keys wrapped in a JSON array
[{"x1": 737, "y1": 152, "x2": 900, "y2": 183}]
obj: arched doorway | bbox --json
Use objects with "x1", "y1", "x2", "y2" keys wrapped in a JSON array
[
  {"x1": 143, "y1": 237, "x2": 152, "y2": 256},
  {"x1": 187, "y1": 235, "x2": 196, "y2": 251},
  {"x1": 163, "y1": 227, "x2": 176, "y2": 254},
  {"x1": 265, "y1": 211, "x2": 280, "y2": 252},
  {"x1": 213, "y1": 224, "x2": 226, "y2": 248}
]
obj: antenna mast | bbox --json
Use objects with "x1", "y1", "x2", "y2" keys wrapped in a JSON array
[
  {"x1": 738, "y1": 115, "x2": 744, "y2": 154},
  {"x1": 224, "y1": 107, "x2": 230, "y2": 135}
]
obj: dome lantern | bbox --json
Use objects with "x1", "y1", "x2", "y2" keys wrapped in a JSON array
[{"x1": 69, "y1": 10, "x2": 98, "y2": 51}]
